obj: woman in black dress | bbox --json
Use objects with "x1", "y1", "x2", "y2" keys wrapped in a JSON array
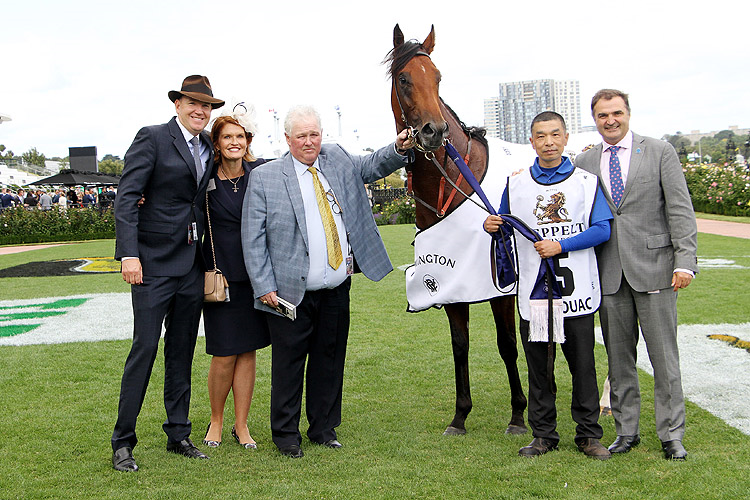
[{"x1": 202, "y1": 109, "x2": 270, "y2": 449}]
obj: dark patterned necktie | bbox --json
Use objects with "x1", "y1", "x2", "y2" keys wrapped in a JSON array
[
  {"x1": 608, "y1": 145, "x2": 624, "y2": 205},
  {"x1": 190, "y1": 136, "x2": 204, "y2": 182}
]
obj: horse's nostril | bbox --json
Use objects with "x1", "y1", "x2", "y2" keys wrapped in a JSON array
[{"x1": 421, "y1": 123, "x2": 435, "y2": 137}]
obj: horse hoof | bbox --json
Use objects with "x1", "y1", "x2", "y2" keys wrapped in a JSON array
[
  {"x1": 505, "y1": 424, "x2": 528, "y2": 435},
  {"x1": 443, "y1": 426, "x2": 467, "y2": 436}
]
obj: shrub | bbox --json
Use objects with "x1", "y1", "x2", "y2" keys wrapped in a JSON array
[
  {"x1": 0, "y1": 206, "x2": 115, "y2": 244},
  {"x1": 379, "y1": 196, "x2": 416, "y2": 225},
  {"x1": 683, "y1": 163, "x2": 750, "y2": 216}
]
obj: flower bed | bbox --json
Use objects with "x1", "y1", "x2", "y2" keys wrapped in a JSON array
[
  {"x1": 684, "y1": 163, "x2": 750, "y2": 217},
  {"x1": 374, "y1": 196, "x2": 416, "y2": 225}
]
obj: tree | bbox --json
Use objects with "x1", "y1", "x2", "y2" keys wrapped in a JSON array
[
  {"x1": 21, "y1": 147, "x2": 46, "y2": 168},
  {"x1": 0, "y1": 144, "x2": 14, "y2": 160},
  {"x1": 664, "y1": 133, "x2": 691, "y2": 151},
  {"x1": 714, "y1": 130, "x2": 735, "y2": 141},
  {"x1": 98, "y1": 154, "x2": 124, "y2": 175}
]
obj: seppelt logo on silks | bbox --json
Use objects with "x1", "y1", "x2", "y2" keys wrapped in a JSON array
[
  {"x1": 531, "y1": 191, "x2": 589, "y2": 241},
  {"x1": 533, "y1": 191, "x2": 571, "y2": 225}
]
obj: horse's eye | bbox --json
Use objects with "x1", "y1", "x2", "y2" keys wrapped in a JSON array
[{"x1": 398, "y1": 74, "x2": 408, "y2": 85}]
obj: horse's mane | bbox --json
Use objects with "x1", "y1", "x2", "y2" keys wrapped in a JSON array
[
  {"x1": 384, "y1": 41, "x2": 489, "y2": 150},
  {"x1": 441, "y1": 99, "x2": 489, "y2": 150}
]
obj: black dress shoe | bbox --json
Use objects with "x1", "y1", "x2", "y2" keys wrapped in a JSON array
[
  {"x1": 166, "y1": 438, "x2": 209, "y2": 459},
  {"x1": 608, "y1": 435, "x2": 640, "y2": 454},
  {"x1": 662, "y1": 440, "x2": 687, "y2": 460},
  {"x1": 519, "y1": 437, "x2": 558, "y2": 457},
  {"x1": 112, "y1": 447, "x2": 138, "y2": 472},
  {"x1": 321, "y1": 439, "x2": 342, "y2": 449},
  {"x1": 278, "y1": 444, "x2": 304, "y2": 458}
]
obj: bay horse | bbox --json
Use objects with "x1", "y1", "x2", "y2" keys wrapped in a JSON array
[{"x1": 385, "y1": 24, "x2": 527, "y2": 435}]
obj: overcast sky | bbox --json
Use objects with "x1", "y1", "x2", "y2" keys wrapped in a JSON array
[{"x1": 2, "y1": 0, "x2": 748, "y2": 160}]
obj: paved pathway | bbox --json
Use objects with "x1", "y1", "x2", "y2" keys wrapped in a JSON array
[
  {"x1": 0, "y1": 243, "x2": 66, "y2": 256},
  {"x1": 696, "y1": 218, "x2": 750, "y2": 239}
]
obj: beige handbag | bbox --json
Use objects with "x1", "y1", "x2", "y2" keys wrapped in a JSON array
[{"x1": 204, "y1": 196, "x2": 229, "y2": 302}]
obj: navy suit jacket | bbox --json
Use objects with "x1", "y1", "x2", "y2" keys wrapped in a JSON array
[{"x1": 115, "y1": 117, "x2": 213, "y2": 276}]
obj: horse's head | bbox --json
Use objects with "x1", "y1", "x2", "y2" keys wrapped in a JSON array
[{"x1": 386, "y1": 24, "x2": 448, "y2": 152}]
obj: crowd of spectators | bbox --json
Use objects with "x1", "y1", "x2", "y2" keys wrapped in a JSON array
[{"x1": 0, "y1": 186, "x2": 117, "y2": 211}]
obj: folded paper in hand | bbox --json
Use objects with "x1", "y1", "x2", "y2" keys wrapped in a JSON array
[{"x1": 275, "y1": 296, "x2": 296, "y2": 320}]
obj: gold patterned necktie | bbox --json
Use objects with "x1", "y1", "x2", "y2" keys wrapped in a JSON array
[{"x1": 307, "y1": 166, "x2": 343, "y2": 269}]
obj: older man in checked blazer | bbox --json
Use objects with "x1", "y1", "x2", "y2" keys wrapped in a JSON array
[
  {"x1": 242, "y1": 105, "x2": 414, "y2": 458},
  {"x1": 111, "y1": 75, "x2": 224, "y2": 471},
  {"x1": 575, "y1": 89, "x2": 698, "y2": 461}
]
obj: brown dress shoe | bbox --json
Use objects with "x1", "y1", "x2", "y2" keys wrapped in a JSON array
[
  {"x1": 519, "y1": 437, "x2": 557, "y2": 457},
  {"x1": 577, "y1": 438, "x2": 612, "y2": 460}
]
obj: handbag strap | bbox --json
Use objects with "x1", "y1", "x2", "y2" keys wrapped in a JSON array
[{"x1": 205, "y1": 194, "x2": 219, "y2": 271}]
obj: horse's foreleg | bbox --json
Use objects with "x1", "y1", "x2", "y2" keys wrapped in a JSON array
[
  {"x1": 443, "y1": 302, "x2": 471, "y2": 435},
  {"x1": 490, "y1": 296, "x2": 528, "y2": 434}
]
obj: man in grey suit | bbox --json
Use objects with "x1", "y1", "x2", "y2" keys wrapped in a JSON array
[
  {"x1": 575, "y1": 89, "x2": 698, "y2": 460},
  {"x1": 111, "y1": 75, "x2": 224, "y2": 471},
  {"x1": 242, "y1": 105, "x2": 414, "y2": 458}
]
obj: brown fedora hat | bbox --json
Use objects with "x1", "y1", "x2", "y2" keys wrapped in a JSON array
[{"x1": 168, "y1": 75, "x2": 225, "y2": 109}]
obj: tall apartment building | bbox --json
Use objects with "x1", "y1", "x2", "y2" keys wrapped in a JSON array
[
  {"x1": 483, "y1": 79, "x2": 581, "y2": 143},
  {"x1": 553, "y1": 80, "x2": 581, "y2": 136}
]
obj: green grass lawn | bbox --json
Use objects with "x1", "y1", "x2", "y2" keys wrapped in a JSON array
[{"x1": 0, "y1": 227, "x2": 749, "y2": 499}]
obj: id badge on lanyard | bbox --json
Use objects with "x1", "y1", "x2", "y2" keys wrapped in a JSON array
[
  {"x1": 345, "y1": 232, "x2": 353, "y2": 276},
  {"x1": 188, "y1": 222, "x2": 198, "y2": 245}
]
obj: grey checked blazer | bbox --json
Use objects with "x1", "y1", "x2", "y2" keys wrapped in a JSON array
[
  {"x1": 575, "y1": 133, "x2": 698, "y2": 294},
  {"x1": 241, "y1": 142, "x2": 410, "y2": 312}
]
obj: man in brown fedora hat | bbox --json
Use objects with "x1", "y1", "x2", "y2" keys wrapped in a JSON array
[{"x1": 111, "y1": 75, "x2": 224, "y2": 472}]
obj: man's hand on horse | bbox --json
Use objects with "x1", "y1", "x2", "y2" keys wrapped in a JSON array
[
  {"x1": 483, "y1": 214, "x2": 504, "y2": 233},
  {"x1": 534, "y1": 240, "x2": 562, "y2": 259},
  {"x1": 396, "y1": 129, "x2": 416, "y2": 153}
]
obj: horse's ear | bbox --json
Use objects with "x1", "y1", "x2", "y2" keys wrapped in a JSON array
[
  {"x1": 422, "y1": 24, "x2": 435, "y2": 54},
  {"x1": 394, "y1": 24, "x2": 404, "y2": 48}
]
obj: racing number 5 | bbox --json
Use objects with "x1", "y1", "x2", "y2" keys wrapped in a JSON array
[{"x1": 552, "y1": 252, "x2": 575, "y2": 297}]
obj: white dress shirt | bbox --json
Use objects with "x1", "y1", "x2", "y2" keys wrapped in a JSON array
[{"x1": 292, "y1": 155, "x2": 349, "y2": 290}]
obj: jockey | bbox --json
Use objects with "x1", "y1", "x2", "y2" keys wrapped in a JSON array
[{"x1": 484, "y1": 111, "x2": 613, "y2": 460}]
